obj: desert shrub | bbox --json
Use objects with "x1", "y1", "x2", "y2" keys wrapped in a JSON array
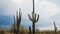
[{"x1": 0, "y1": 29, "x2": 6, "y2": 34}]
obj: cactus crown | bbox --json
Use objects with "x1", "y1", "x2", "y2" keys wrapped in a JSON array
[
  {"x1": 13, "y1": 9, "x2": 22, "y2": 34},
  {"x1": 16, "y1": 9, "x2": 22, "y2": 24},
  {"x1": 28, "y1": 0, "x2": 39, "y2": 23}
]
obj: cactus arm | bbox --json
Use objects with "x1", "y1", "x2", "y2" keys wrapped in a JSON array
[
  {"x1": 19, "y1": 10, "x2": 21, "y2": 17},
  {"x1": 16, "y1": 11, "x2": 18, "y2": 19},
  {"x1": 54, "y1": 22, "x2": 56, "y2": 29},
  {"x1": 13, "y1": 15, "x2": 16, "y2": 27},
  {"x1": 13, "y1": 15, "x2": 15, "y2": 23},
  {"x1": 28, "y1": 14, "x2": 33, "y2": 21},
  {"x1": 19, "y1": 8, "x2": 22, "y2": 17},
  {"x1": 34, "y1": 13, "x2": 36, "y2": 20},
  {"x1": 35, "y1": 14, "x2": 39, "y2": 22},
  {"x1": 16, "y1": 11, "x2": 18, "y2": 23},
  {"x1": 19, "y1": 10, "x2": 22, "y2": 23}
]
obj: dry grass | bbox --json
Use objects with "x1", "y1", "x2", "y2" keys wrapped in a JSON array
[{"x1": 1, "y1": 31, "x2": 60, "y2": 34}]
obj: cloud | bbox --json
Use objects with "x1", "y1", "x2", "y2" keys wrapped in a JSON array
[
  {"x1": 0, "y1": 0, "x2": 59, "y2": 19},
  {"x1": 0, "y1": 0, "x2": 20, "y2": 16},
  {"x1": 36, "y1": 0, "x2": 60, "y2": 19},
  {"x1": 11, "y1": 0, "x2": 60, "y2": 19},
  {"x1": 0, "y1": 0, "x2": 60, "y2": 30},
  {"x1": 37, "y1": 25, "x2": 54, "y2": 31},
  {"x1": 11, "y1": 0, "x2": 26, "y2": 5}
]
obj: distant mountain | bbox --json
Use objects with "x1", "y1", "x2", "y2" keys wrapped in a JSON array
[
  {"x1": 0, "y1": 15, "x2": 31, "y2": 29},
  {"x1": 0, "y1": 15, "x2": 13, "y2": 29},
  {"x1": 0, "y1": 15, "x2": 45, "y2": 30},
  {"x1": 0, "y1": 15, "x2": 30, "y2": 29}
]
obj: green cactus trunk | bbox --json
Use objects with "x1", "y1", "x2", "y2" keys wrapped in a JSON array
[
  {"x1": 14, "y1": 22, "x2": 16, "y2": 34},
  {"x1": 54, "y1": 26, "x2": 57, "y2": 34},
  {"x1": 55, "y1": 28, "x2": 57, "y2": 34},
  {"x1": 16, "y1": 24, "x2": 19, "y2": 34},
  {"x1": 17, "y1": 22, "x2": 20, "y2": 34},
  {"x1": 33, "y1": 22, "x2": 35, "y2": 34},
  {"x1": 54, "y1": 22, "x2": 57, "y2": 34},
  {"x1": 29, "y1": 26, "x2": 31, "y2": 34}
]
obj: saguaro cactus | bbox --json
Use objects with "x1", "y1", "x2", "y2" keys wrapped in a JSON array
[
  {"x1": 28, "y1": 0, "x2": 39, "y2": 34},
  {"x1": 54, "y1": 22, "x2": 57, "y2": 34},
  {"x1": 29, "y1": 26, "x2": 31, "y2": 34},
  {"x1": 16, "y1": 9, "x2": 22, "y2": 34}
]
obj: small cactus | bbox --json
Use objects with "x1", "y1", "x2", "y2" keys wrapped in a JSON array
[
  {"x1": 54, "y1": 22, "x2": 57, "y2": 34},
  {"x1": 28, "y1": 0, "x2": 39, "y2": 34},
  {"x1": 29, "y1": 26, "x2": 31, "y2": 34}
]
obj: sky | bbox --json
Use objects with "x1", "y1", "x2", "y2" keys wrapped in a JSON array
[{"x1": 0, "y1": 0, "x2": 60, "y2": 31}]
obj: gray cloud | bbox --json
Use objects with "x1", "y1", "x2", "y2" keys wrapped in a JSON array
[
  {"x1": 0, "y1": 0, "x2": 20, "y2": 16},
  {"x1": 0, "y1": 0, "x2": 60, "y2": 30}
]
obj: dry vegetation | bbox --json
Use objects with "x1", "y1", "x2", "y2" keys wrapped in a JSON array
[{"x1": 0, "y1": 30, "x2": 60, "y2": 34}]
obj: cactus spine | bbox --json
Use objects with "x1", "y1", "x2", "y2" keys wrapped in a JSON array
[
  {"x1": 29, "y1": 26, "x2": 31, "y2": 34},
  {"x1": 54, "y1": 22, "x2": 57, "y2": 34},
  {"x1": 28, "y1": 0, "x2": 39, "y2": 34},
  {"x1": 16, "y1": 9, "x2": 22, "y2": 34}
]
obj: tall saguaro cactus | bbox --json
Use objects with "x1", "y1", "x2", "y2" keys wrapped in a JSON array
[
  {"x1": 16, "y1": 9, "x2": 22, "y2": 34},
  {"x1": 28, "y1": 0, "x2": 39, "y2": 34},
  {"x1": 54, "y1": 22, "x2": 57, "y2": 34}
]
